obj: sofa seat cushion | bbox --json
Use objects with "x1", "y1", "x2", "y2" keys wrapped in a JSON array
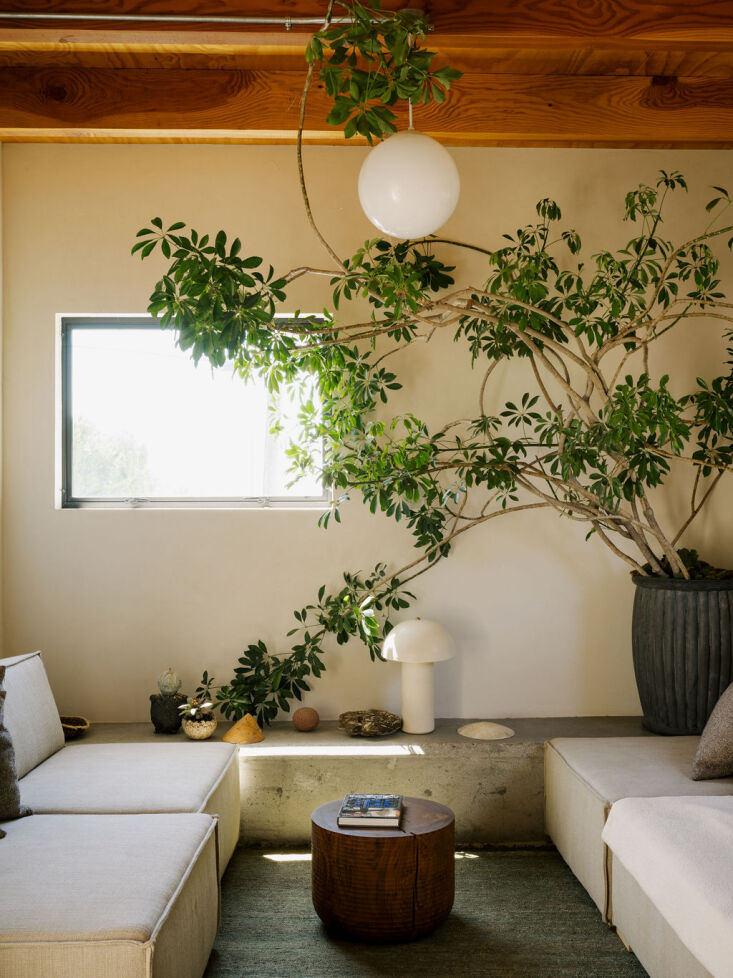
[
  {"x1": 0, "y1": 813, "x2": 218, "y2": 978},
  {"x1": 545, "y1": 737, "x2": 733, "y2": 920},
  {"x1": 19, "y1": 742, "x2": 240, "y2": 872},
  {"x1": 20, "y1": 742, "x2": 236, "y2": 813},
  {"x1": 602, "y1": 796, "x2": 733, "y2": 978},
  {"x1": 548, "y1": 736, "x2": 733, "y2": 801},
  {"x1": 0, "y1": 652, "x2": 64, "y2": 778}
]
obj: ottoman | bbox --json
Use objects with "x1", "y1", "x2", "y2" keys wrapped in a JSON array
[
  {"x1": 0, "y1": 813, "x2": 219, "y2": 978},
  {"x1": 603, "y1": 795, "x2": 733, "y2": 978}
]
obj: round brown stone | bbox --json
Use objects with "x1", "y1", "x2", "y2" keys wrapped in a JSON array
[{"x1": 293, "y1": 707, "x2": 320, "y2": 731}]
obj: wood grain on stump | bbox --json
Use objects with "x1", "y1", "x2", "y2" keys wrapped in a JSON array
[{"x1": 311, "y1": 797, "x2": 455, "y2": 943}]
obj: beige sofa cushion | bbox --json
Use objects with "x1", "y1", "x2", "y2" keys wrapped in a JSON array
[
  {"x1": 609, "y1": 855, "x2": 713, "y2": 978},
  {"x1": 548, "y1": 736, "x2": 733, "y2": 800},
  {"x1": 19, "y1": 741, "x2": 240, "y2": 871},
  {"x1": 545, "y1": 737, "x2": 733, "y2": 921},
  {"x1": 603, "y1": 796, "x2": 733, "y2": 978},
  {"x1": 0, "y1": 813, "x2": 218, "y2": 978},
  {"x1": 0, "y1": 652, "x2": 65, "y2": 778}
]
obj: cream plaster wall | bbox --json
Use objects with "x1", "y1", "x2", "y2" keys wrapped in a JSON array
[{"x1": 2, "y1": 143, "x2": 731, "y2": 721}]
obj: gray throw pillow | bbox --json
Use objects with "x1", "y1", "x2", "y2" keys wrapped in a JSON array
[
  {"x1": 692, "y1": 682, "x2": 733, "y2": 780},
  {"x1": 0, "y1": 665, "x2": 31, "y2": 832}
]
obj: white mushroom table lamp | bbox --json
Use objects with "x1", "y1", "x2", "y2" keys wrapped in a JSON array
[{"x1": 382, "y1": 618, "x2": 455, "y2": 734}]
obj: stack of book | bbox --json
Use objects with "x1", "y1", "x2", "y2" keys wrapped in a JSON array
[{"x1": 337, "y1": 793, "x2": 403, "y2": 827}]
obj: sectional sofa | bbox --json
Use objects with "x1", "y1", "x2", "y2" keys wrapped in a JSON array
[
  {"x1": 546, "y1": 735, "x2": 733, "y2": 978},
  {"x1": 6, "y1": 647, "x2": 732, "y2": 978},
  {"x1": 0, "y1": 651, "x2": 240, "y2": 978}
]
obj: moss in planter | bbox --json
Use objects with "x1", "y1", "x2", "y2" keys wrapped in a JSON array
[{"x1": 641, "y1": 548, "x2": 733, "y2": 581}]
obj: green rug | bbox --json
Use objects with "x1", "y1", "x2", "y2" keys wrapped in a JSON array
[{"x1": 204, "y1": 848, "x2": 647, "y2": 978}]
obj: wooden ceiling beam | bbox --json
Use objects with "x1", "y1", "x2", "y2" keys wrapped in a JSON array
[
  {"x1": 2, "y1": 66, "x2": 733, "y2": 148},
  {"x1": 2, "y1": 27, "x2": 733, "y2": 78},
  {"x1": 2, "y1": 2, "x2": 733, "y2": 145}
]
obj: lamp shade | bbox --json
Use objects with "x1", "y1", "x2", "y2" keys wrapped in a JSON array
[
  {"x1": 358, "y1": 131, "x2": 460, "y2": 239},
  {"x1": 382, "y1": 618, "x2": 455, "y2": 664}
]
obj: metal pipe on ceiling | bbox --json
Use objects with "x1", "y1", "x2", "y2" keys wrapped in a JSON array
[{"x1": 0, "y1": 12, "x2": 348, "y2": 27}]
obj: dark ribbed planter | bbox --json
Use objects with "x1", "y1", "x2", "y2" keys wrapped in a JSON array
[{"x1": 632, "y1": 576, "x2": 733, "y2": 735}]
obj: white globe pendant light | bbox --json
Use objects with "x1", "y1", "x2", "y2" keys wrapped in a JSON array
[{"x1": 358, "y1": 128, "x2": 460, "y2": 239}]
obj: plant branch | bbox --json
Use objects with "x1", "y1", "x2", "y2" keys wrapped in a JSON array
[
  {"x1": 296, "y1": 0, "x2": 344, "y2": 271},
  {"x1": 640, "y1": 494, "x2": 689, "y2": 578},
  {"x1": 413, "y1": 236, "x2": 496, "y2": 258},
  {"x1": 672, "y1": 469, "x2": 725, "y2": 546}
]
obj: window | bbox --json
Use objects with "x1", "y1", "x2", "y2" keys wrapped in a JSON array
[{"x1": 60, "y1": 317, "x2": 325, "y2": 508}]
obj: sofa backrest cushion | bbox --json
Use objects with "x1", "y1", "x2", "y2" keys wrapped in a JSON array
[
  {"x1": 0, "y1": 652, "x2": 65, "y2": 778},
  {"x1": 0, "y1": 665, "x2": 31, "y2": 830}
]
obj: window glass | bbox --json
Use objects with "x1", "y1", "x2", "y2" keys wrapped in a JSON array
[{"x1": 62, "y1": 320, "x2": 324, "y2": 505}]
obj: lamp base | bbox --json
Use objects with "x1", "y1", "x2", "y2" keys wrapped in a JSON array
[{"x1": 401, "y1": 661, "x2": 435, "y2": 734}]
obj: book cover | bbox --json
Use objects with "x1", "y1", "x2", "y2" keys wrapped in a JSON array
[{"x1": 337, "y1": 793, "x2": 403, "y2": 828}]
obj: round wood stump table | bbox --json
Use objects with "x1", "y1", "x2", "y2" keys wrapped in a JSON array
[{"x1": 311, "y1": 797, "x2": 455, "y2": 942}]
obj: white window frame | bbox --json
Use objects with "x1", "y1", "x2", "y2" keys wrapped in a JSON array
[{"x1": 57, "y1": 314, "x2": 328, "y2": 510}]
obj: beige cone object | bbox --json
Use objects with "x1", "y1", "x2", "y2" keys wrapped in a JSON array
[{"x1": 223, "y1": 714, "x2": 264, "y2": 744}]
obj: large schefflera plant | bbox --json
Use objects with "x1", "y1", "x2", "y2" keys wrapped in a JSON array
[{"x1": 134, "y1": 1, "x2": 733, "y2": 725}]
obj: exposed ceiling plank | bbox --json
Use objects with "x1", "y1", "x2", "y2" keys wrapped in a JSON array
[
  {"x1": 2, "y1": 66, "x2": 733, "y2": 147},
  {"x1": 2, "y1": 28, "x2": 733, "y2": 77}
]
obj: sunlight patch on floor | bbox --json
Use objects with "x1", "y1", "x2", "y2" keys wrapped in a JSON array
[
  {"x1": 261, "y1": 851, "x2": 480, "y2": 862},
  {"x1": 239, "y1": 744, "x2": 425, "y2": 757}
]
